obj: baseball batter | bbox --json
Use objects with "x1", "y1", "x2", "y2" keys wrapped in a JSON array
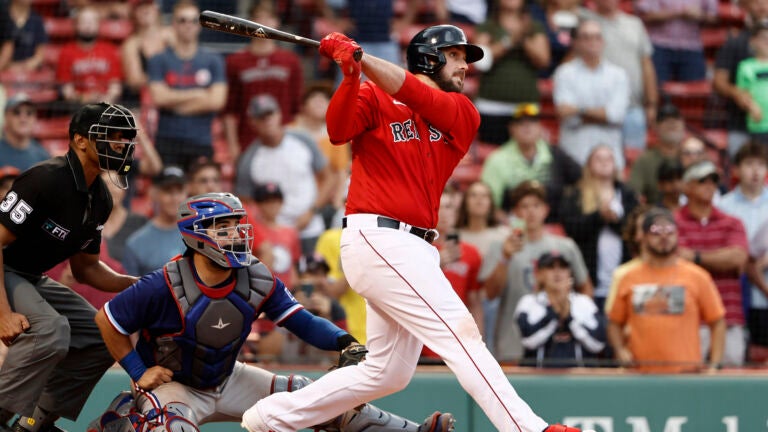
[
  {"x1": 242, "y1": 26, "x2": 591, "y2": 432},
  {"x1": 93, "y1": 193, "x2": 454, "y2": 432}
]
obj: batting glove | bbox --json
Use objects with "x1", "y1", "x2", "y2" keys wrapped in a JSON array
[{"x1": 319, "y1": 32, "x2": 362, "y2": 77}]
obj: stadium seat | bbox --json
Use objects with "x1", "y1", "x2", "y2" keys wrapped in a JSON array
[
  {"x1": 43, "y1": 44, "x2": 62, "y2": 66},
  {"x1": 0, "y1": 68, "x2": 55, "y2": 86},
  {"x1": 473, "y1": 141, "x2": 496, "y2": 164},
  {"x1": 663, "y1": 80, "x2": 711, "y2": 126},
  {"x1": 99, "y1": 19, "x2": 133, "y2": 42},
  {"x1": 44, "y1": 17, "x2": 75, "y2": 40},
  {"x1": 717, "y1": 3, "x2": 745, "y2": 26},
  {"x1": 40, "y1": 138, "x2": 69, "y2": 156},
  {"x1": 450, "y1": 162, "x2": 482, "y2": 188},
  {"x1": 34, "y1": 117, "x2": 71, "y2": 140}
]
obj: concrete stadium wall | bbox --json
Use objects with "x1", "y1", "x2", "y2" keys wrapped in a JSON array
[{"x1": 61, "y1": 369, "x2": 768, "y2": 432}]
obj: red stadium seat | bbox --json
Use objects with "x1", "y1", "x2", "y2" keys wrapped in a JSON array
[
  {"x1": 473, "y1": 141, "x2": 497, "y2": 164},
  {"x1": 43, "y1": 44, "x2": 62, "y2": 66},
  {"x1": 450, "y1": 163, "x2": 482, "y2": 188},
  {"x1": 99, "y1": 19, "x2": 133, "y2": 42},
  {"x1": 44, "y1": 17, "x2": 75, "y2": 40},
  {"x1": 0, "y1": 68, "x2": 55, "y2": 86},
  {"x1": 40, "y1": 139, "x2": 69, "y2": 156},
  {"x1": 34, "y1": 117, "x2": 71, "y2": 140},
  {"x1": 717, "y1": 3, "x2": 745, "y2": 26},
  {"x1": 663, "y1": 80, "x2": 712, "y2": 126}
]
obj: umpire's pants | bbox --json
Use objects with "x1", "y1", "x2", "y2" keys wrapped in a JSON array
[{"x1": 0, "y1": 268, "x2": 115, "y2": 420}]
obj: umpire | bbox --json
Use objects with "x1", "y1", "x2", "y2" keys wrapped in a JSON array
[{"x1": 0, "y1": 103, "x2": 140, "y2": 432}]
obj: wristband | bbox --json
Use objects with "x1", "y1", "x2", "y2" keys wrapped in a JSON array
[
  {"x1": 119, "y1": 350, "x2": 147, "y2": 383},
  {"x1": 336, "y1": 334, "x2": 358, "y2": 351}
]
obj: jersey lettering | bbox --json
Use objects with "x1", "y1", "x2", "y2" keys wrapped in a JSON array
[
  {"x1": 428, "y1": 125, "x2": 443, "y2": 142},
  {"x1": 389, "y1": 120, "x2": 420, "y2": 143},
  {"x1": 42, "y1": 219, "x2": 70, "y2": 241},
  {"x1": 1, "y1": 192, "x2": 33, "y2": 224}
]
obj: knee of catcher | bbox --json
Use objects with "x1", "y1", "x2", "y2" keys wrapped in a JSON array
[
  {"x1": 145, "y1": 402, "x2": 199, "y2": 432},
  {"x1": 270, "y1": 374, "x2": 314, "y2": 394}
]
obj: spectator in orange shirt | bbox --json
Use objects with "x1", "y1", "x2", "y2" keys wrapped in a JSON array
[
  {"x1": 57, "y1": 6, "x2": 122, "y2": 105},
  {"x1": 608, "y1": 207, "x2": 726, "y2": 372}
]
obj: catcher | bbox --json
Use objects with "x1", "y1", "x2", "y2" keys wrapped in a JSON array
[{"x1": 92, "y1": 193, "x2": 454, "y2": 432}]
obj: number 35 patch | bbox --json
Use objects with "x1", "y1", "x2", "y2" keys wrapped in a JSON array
[{"x1": 0, "y1": 191, "x2": 33, "y2": 224}]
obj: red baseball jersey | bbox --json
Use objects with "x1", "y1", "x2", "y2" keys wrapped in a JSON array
[
  {"x1": 224, "y1": 49, "x2": 304, "y2": 150},
  {"x1": 326, "y1": 73, "x2": 480, "y2": 229},
  {"x1": 56, "y1": 41, "x2": 122, "y2": 94}
]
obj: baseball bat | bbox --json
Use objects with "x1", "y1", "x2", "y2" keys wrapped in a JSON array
[{"x1": 199, "y1": 11, "x2": 362, "y2": 61}]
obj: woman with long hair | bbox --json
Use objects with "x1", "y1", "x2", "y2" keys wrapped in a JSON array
[
  {"x1": 456, "y1": 181, "x2": 511, "y2": 353},
  {"x1": 559, "y1": 145, "x2": 638, "y2": 311}
]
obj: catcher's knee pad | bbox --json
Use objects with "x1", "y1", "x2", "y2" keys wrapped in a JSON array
[
  {"x1": 271, "y1": 374, "x2": 314, "y2": 393},
  {"x1": 86, "y1": 391, "x2": 141, "y2": 432},
  {"x1": 144, "y1": 403, "x2": 199, "y2": 432}
]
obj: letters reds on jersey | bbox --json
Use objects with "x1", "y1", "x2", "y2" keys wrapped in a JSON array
[{"x1": 337, "y1": 73, "x2": 480, "y2": 229}]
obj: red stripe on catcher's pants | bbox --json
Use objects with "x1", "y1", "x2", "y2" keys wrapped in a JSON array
[{"x1": 360, "y1": 232, "x2": 524, "y2": 432}]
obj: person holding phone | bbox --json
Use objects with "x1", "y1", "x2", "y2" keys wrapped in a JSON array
[{"x1": 483, "y1": 180, "x2": 592, "y2": 362}]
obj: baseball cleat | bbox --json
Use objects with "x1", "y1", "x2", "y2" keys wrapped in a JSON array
[
  {"x1": 418, "y1": 411, "x2": 455, "y2": 432},
  {"x1": 543, "y1": 425, "x2": 596, "y2": 432}
]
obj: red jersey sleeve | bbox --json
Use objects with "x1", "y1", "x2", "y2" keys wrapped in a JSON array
[
  {"x1": 392, "y1": 73, "x2": 480, "y2": 151},
  {"x1": 325, "y1": 77, "x2": 375, "y2": 144}
]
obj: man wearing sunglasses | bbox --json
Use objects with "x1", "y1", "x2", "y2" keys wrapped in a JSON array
[
  {"x1": 147, "y1": 0, "x2": 226, "y2": 171},
  {"x1": 607, "y1": 207, "x2": 726, "y2": 372},
  {"x1": 0, "y1": 95, "x2": 48, "y2": 171},
  {"x1": 675, "y1": 160, "x2": 750, "y2": 366}
]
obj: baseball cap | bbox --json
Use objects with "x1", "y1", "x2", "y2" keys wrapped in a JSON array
[
  {"x1": 248, "y1": 94, "x2": 280, "y2": 118},
  {"x1": 511, "y1": 103, "x2": 540, "y2": 122},
  {"x1": 253, "y1": 182, "x2": 283, "y2": 202},
  {"x1": 682, "y1": 160, "x2": 719, "y2": 183},
  {"x1": 656, "y1": 103, "x2": 682, "y2": 123},
  {"x1": 0, "y1": 166, "x2": 21, "y2": 182},
  {"x1": 5, "y1": 94, "x2": 34, "y2": 112},
  {"x1": 536, "y1": 251, "x2": 570, "y2": 268},
  {"x1": 152, "y1": 166, "x2": 186, "y2": 188},
  {"x1": 641, "y1": 207, "x2": 676, "y2": 233},
  {"x1": 298, "y1": 253, "x2": 330, "y2": 274}
]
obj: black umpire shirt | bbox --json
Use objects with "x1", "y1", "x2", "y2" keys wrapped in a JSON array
[{"x1": 0, "y1": 148, "x2": 113, "y2": 276}]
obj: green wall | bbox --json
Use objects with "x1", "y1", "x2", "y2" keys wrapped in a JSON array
[{"x1": 61, "y1": 369, "x2": 768, "y2": 432}]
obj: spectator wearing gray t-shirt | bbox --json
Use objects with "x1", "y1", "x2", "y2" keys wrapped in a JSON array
[{"x1": 484, "y1": 180, "x2": 592, "y2": 362}]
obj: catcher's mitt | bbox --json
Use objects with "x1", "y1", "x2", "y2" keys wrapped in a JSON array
[{"x1": 334, "y1": 343, "x2": 368, "y2": 369}]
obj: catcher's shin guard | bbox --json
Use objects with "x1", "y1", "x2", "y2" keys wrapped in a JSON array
[{"x1": 316, "y1": 404, "x2": 455, "y2": 432}]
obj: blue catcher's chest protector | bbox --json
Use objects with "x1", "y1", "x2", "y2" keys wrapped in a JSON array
[{"x1": 141, "y1": 257, "x2": 274, "y2": 389}]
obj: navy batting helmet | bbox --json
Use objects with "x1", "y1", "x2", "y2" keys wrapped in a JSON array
[{"x1": 406, "y1": 25, "x2": 484, "y2": 76}]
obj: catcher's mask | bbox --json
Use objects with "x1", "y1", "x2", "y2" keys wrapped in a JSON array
[
  {"x1": 69, "y1": 103, "x2": 138, "y2": 189},
  {"x1": 177, "y1": 193, "x2": 254, "y2": 268},
  {"x1": 406, "y1": 25, "x2": 484, "y2": 76}
]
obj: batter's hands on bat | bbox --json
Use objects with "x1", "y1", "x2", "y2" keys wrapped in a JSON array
[
  {"x1": 0, "y1": 311, "x2": 30, "y2": 346},
  {"x1": 319, "y1": 32, "x2": 362, "y2": 77},
  {"x1": 136, "y1": 365, "x2": 174, "y2": 391}
]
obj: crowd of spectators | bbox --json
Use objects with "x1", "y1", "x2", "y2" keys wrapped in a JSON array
[{"x1": 2, "y1": 0, "x2": 768, "y2": 371}]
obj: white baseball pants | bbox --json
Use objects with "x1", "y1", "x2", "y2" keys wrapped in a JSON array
[{"x1": 244, "y1": 215, "x2": 548, "y2": 432}]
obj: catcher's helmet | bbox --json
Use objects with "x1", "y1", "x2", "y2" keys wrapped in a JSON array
[
  {"x1": 406, "y1": 25, "x2": 484, "y2": 76},
  {"x1": 177, "y1": 193, "x2": 254, "y2": 268},
  {"x1": 69, "y1": 102, "x2": 138, "y2": 189}
]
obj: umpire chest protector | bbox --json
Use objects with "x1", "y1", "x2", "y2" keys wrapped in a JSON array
[{"x1": 148, "y1": 257, "x2": 274, "y2": 389}]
